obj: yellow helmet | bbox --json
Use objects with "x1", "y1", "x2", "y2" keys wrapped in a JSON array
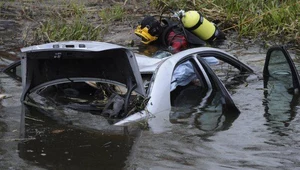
[{"x1": 135, "y1": 16, "x2": 161, "y2": 44}]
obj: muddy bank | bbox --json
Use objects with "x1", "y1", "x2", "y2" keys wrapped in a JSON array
[{"x1": 0, "y1": 19, "x2": 22, "y2": 70}]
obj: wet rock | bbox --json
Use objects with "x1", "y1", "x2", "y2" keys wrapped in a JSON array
[
  {"x1": 246, "y1": 74, "x2": 260, "y2": 82},
  {"x1": 0, "y1": 94, "x2": 7, "y2": 100},
  {"x1": 8, "y1": 51, "x2": 16, "y2": 55}
]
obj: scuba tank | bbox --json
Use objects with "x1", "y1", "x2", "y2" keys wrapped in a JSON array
[{"x1": 175, "y1": 10, "x2": 225, "y2": 41}]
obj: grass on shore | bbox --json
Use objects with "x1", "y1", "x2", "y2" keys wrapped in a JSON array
[
  {"x1": 152, "y1": 0, "x2": 300, "y2": 48},
  {"x1": 1, "y1": 0, "x2": 128, "y2": 45}
]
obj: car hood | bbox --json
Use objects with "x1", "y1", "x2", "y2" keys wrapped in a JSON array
[{"x1": 20, "y1": 41, "x2": 146, "y2": 99}]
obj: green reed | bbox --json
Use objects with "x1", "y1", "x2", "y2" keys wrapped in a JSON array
[
  {"x1": 33, "y1": 17, "x2": 103, "y2": 43},
  {"x1": 151, "y1": 0, "x2": 300, "y2": 46},
  {"x1": 99, "y1": 4, "x2": 125, "y2": 23}
]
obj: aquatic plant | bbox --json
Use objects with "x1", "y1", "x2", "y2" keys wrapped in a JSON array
[
  {"x1": 17, "y1": 0, "x2": 104, "y2": 45},
  {"x1": 32, "y1": 17, "x2": 103, "y2": 43},
  {"x1": 56, "y1": 0, "x2": 87, "y2": 18}
]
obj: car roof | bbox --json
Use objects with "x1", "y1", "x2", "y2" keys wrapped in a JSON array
[{"x1": 135, "y1": 47, "x2": 235, "y2": 73}]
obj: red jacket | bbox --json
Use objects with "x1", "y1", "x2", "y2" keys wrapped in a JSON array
[{"x1": 167, "y1": 31, "x2": 188, "y2": 53}]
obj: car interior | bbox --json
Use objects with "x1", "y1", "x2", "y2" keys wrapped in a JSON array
[{"x1": 170, "y1": 58, "x2": 209, "y2": 107}]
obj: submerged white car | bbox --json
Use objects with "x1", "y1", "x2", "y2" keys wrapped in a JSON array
[{"x1": 4, "y1": 41, "x2": 256, "y2": 129}]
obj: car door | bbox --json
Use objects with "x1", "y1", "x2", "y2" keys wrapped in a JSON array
[
  {"x1": 168, "y1": 52, "x2": 241, "y2": 131},
  {"x1": 169, "y1": 52, "x2": 243, "y2": 111},
  {"x1": 188, "y1": 50, "x2": 254, "y2": 131},
  {"x1": 188, "y1": 48, "x2": 255, "y2": 111},
  {"x1": 262, "y1": 46, "x2": 300, "y2": 129},
  {"x1": 197, "y1": 56, "x2": 240, "y2": 113}
]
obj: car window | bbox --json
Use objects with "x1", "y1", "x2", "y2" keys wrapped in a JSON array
[
  {"x1": 197, "y1": 51, "x2": 254, "y2": 87},
  {"x1": 170, "y1": 58, "x2": 209, "y2": 107},
  {"x1": 207, "y1": 59, "x2": 241, "y2": 82},
  {"x1": 197, "y1": 56, "x2": 240, "y2": 113},
  {"x1": 263, "y1": 46, "x2": 300, "y2": 93}
]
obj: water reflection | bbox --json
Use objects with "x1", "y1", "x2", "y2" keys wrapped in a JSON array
[
  {"x1": 194, "y1": 110, "x2": 239, "y2": 132},
  {"x1": 263, "y1": 77, "x2": 300, "y2": 135},
  {"x1": 18, "y1": 105, "x2": 138, "y2": 170},
  {"x1": 170, "y1": 90, "x2": 239, "y2": 132}
]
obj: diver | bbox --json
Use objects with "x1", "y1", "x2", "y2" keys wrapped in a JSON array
[{"x1": 134, "y1": 10, "x2": 226, "y2": 53}]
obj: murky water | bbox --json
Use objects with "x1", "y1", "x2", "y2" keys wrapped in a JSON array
[
  {"x1": 123, "y1": 47, "x2": 300, "y2": 170},
  {"x1": 2, "y1": 44, "x2": 300, "y2": 170}
]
